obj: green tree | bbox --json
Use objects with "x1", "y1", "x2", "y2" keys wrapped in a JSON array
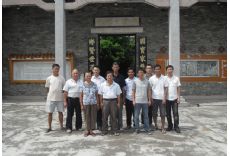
[{"x1": 99, "y1": 35, "x2": 136, "y2": 77}]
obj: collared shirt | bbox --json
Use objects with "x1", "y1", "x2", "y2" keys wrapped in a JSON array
[
  {"x1": 165, "y1": 75, "x2": 181, "y2": 101},
  {"x1": 63, "y1": 78, "x2": 83, "y2": 98},
  {"x1": 81, "y1": 82, "x2": 98, "y2": 105},
  {"x1": 113, "y1": 73, "x2": 126, "y2": 89},
  {"x1": 91, "y1": 75, "x2": 105, "y2": 90},
  {"x1": 144, "y1": 74, "x2": 153, "y2": 80},
  {"x1": 98, "y1": 81, "x2": 122, "y2": 99},
  {"x1": 149, "y1": 74, "x2": 168, "y2": 100},
  {"x1": 45, "y1": 75, "x2": 65, "y2": 101},
  {"x1": 125, "y1": 77, "x2": 137, "y2": 101},
  {"x1": 132, "y1": 78, "x2": 151, "y2": 104}
]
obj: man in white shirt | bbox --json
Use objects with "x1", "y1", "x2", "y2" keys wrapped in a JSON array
[
  {"x1": 133, "y1": 68, "x2": 152, "y2": 135},
  {"x1": 63, "y1": 69, "x2": 83, "y2": 133},
  {"x1": 99, "y1": 71, "x2": 122, "y2": 136},
  {"x1": 91, "y1": 65, "x2": 105, "y2": 130},
  {"x1": 45, "y1": 64, "x2": 65, "y2": 133},
  {"x1": 149, "y1": 64, "x2": 168, "y2": 133},
  {"x1": 165, "y1": 65, "x2": 181, "y2": 133},
  {"x1": 124, "y1": 67, "x2": 137, "y2": 129}
]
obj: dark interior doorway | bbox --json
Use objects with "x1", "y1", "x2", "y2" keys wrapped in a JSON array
[{"x1": 99, "y1": 34, "x2": 136, "y2": 78}]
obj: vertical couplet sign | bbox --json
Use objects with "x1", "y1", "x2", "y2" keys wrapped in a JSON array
[
  {"x1": 88, "y1": 37, "x2": 96, "y2": 70},
  {"x1": 138, "y1": 37, "x2": 147, "y2": 69}
]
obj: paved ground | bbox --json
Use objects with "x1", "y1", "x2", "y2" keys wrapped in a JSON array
[{"x1": 2, "y1": 96, "x2": 227, "y2": 156}]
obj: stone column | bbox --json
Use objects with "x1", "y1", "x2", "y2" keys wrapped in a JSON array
[
  {"x1": 55, "y1": 0, "x2": 66, "y2": 78},
  {"x1": 169, "y1": 0, "x2": 180, "y2": 77}
]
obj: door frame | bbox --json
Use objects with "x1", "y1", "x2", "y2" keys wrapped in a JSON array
[{"x1": 98, "y1": 34, "x2": 137, "y2": 77}]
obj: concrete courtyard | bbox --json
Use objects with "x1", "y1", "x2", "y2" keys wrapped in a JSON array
[{"x1": 2, "y1": 96, "x2": 227, "y2": 156}]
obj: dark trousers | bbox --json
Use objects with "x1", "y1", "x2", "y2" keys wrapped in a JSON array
[
  {"x1": 97, "y1": 108, "x2": 102, "y2": 129},
  {"x1": 117, "y1": 95, "x2": 123, "y2": 129},
  {"x1": 125, "y1": 99, "x2": 134, "y2": 127},
  {"x1": 141, "y1": 105, "x2": 153, "y2": 125},
  {"x1": 166, "y1": 100, "x2": 179, "y2": 129},
  {"x1": 66, "y1": 97, "x2": 82, "y2": 130}
]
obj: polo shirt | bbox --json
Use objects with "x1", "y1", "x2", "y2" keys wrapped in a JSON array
[
  {"x1": 132, "y1": 78, "x2": 151, "y2": 104},
  {"x1": 165, "y1": 75, "x2": 181, "y2": 101},
  {"x1": 91, "y1": 75, "x2": 105, "y2": 90},
  {"x1": 98, "y1": 81, "x2": 122, "y2": 99},
  {"x1": 63, "y1": 78, "x2": 83, "y2": 98},
  {"x1": 45, "y1": 75, "x2": 65, "y2": 101},
  {"x1": 149, "y1": 74, "x2": 168, "y2": 100}
]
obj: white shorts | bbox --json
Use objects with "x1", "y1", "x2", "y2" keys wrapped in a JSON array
[{"x1": 46, "y1": 101, "x2": 64, "y2": 113}]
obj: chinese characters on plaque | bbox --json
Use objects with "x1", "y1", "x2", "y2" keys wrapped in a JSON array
[
  {"x1": 138, "y1": 37, "x2": 147, "y2": 69},
  {"x1": 180, "y1": 60, "x2": 219, "y2": 77},
  {"x1": 88, "y1": 37, "x2": 96, "y2": 70}
]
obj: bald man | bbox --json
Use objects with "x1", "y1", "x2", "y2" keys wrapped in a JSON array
[{"x1": 63, "y1": 69, "x2": 83, "y2": 133}]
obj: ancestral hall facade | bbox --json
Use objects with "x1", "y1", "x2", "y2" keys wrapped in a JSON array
[{"x1": 2, "y1": 0, "x2": 227, "y2": 96}]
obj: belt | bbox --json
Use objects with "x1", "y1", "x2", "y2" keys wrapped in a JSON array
[
  {"x1": 103, "y1": 98, "x2": 117, "y2": 101},
  {"x1": 68, "y1": 97, "x2": 80, "y2": 99}
]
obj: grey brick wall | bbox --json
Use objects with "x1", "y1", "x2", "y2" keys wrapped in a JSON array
[{"x1": 2, "y1": 2, "x2": 227, "y2": 96}]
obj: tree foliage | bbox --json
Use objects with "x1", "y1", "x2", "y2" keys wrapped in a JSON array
[{"x1": 99, "y1": 35, "x2": 136, "y2": 77}]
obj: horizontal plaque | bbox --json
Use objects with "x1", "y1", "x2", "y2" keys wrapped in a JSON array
[
  {"x1": 180, "y1": 60, "x2": 219, "y2": 77},
  {"x1": 8, "y1": 53, "x2": 74, "y2": 83},
  {"x1": 95, "y1": 17, "x2": 140, "y2": 27},
  {"x1": 91, "y1": 27, "x2": 143, "y2": 34},
  {"x1": 155, "y1": 54, "x2": 226, "y2": 82},
  {"x1": 13, "y1": 61, "x2": 71, "y2": 81}
]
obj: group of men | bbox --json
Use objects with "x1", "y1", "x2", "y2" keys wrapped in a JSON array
[{"x1": 45, "y1": 62, "x2": 181, "y2": 136}]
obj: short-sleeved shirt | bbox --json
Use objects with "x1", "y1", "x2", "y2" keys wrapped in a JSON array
[
  {"x1": 144, "y1": 74, "x2": 153, "y2": 80},
  {"x1": 81, "y1": 82, "x2": 98, "y2": 105},
  {"x1": 98, "y1": 81, "x2": 122, "y2": 99},
  {"x1": 113, "y1": 74, "x2": 126, "y2": 90},
  {"x1": 45, "y1": 75, "x2": 65, "y2": 101},
  {"x1": 91, "y1": 75, "x2": 105, "y2": 90},
  {"x1": 125, "y1": 77, "x2": 137, "y2": 101},
  {"x1": 132, "y1": 78, "x2": 151, "y2": 104},
  {"x1": 63, "y1": 79, "x2": 83, "y2": 98},
  {"x1": 149, "y1": 75, "x2": 168, "y2": 100},
  {"x1": 165, "y1": 75, "x2": 181, "y2": 101}
]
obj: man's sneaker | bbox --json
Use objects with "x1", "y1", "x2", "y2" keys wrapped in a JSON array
[
  {"x1": 175, "y1": 127, "x2": 181, "y2": 133},
  {"x1": 66, "y1": 129, "x2": 72, "y2": 133},
  {"x1": 60, "y1": 127, "x2": 65, "y2": 131},
  {"x1": 145, "y1": 130, "x2": 152, "y2": 135},
  {"x1": 166, "y1": 127, "x2": 172, "y2": 131},
  {"x1": 97, "y1": 126, "x2": 102, "y2": 131},
  {"x1": 154, "y1": 126, "x2": 159, "y2": 131},
  {"x1": 101, "y1": 131, "x2": 108, "y2": 136},
  {"x1": 114, "y1": 132, "x2": 120, "y2": 136},
  {"x1": 119, "y1": 128, "x2": 124, "y2": 131},
  {"x1": 125, "y1": 126, "x2": 131, "y2": 130},
  {"x1": 134, "y1": 129, "x2": 140, "y2": 134},
  {"x1": 149, "y1": 125, "x2": 154, "y2": 131},
  {"x1": 46, "y1": 128, "x2": 52, "y2": 133},
  {"x1": 161, "y1": 129, "x2": 166, "y2": 134},
  {"x1": 76, "y1": 128, "x2": 84, "y2": 131}
]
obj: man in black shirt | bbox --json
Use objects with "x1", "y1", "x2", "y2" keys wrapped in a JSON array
[{"x1": 112, "y1": 62, "x2": 126, "y2": 130}]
